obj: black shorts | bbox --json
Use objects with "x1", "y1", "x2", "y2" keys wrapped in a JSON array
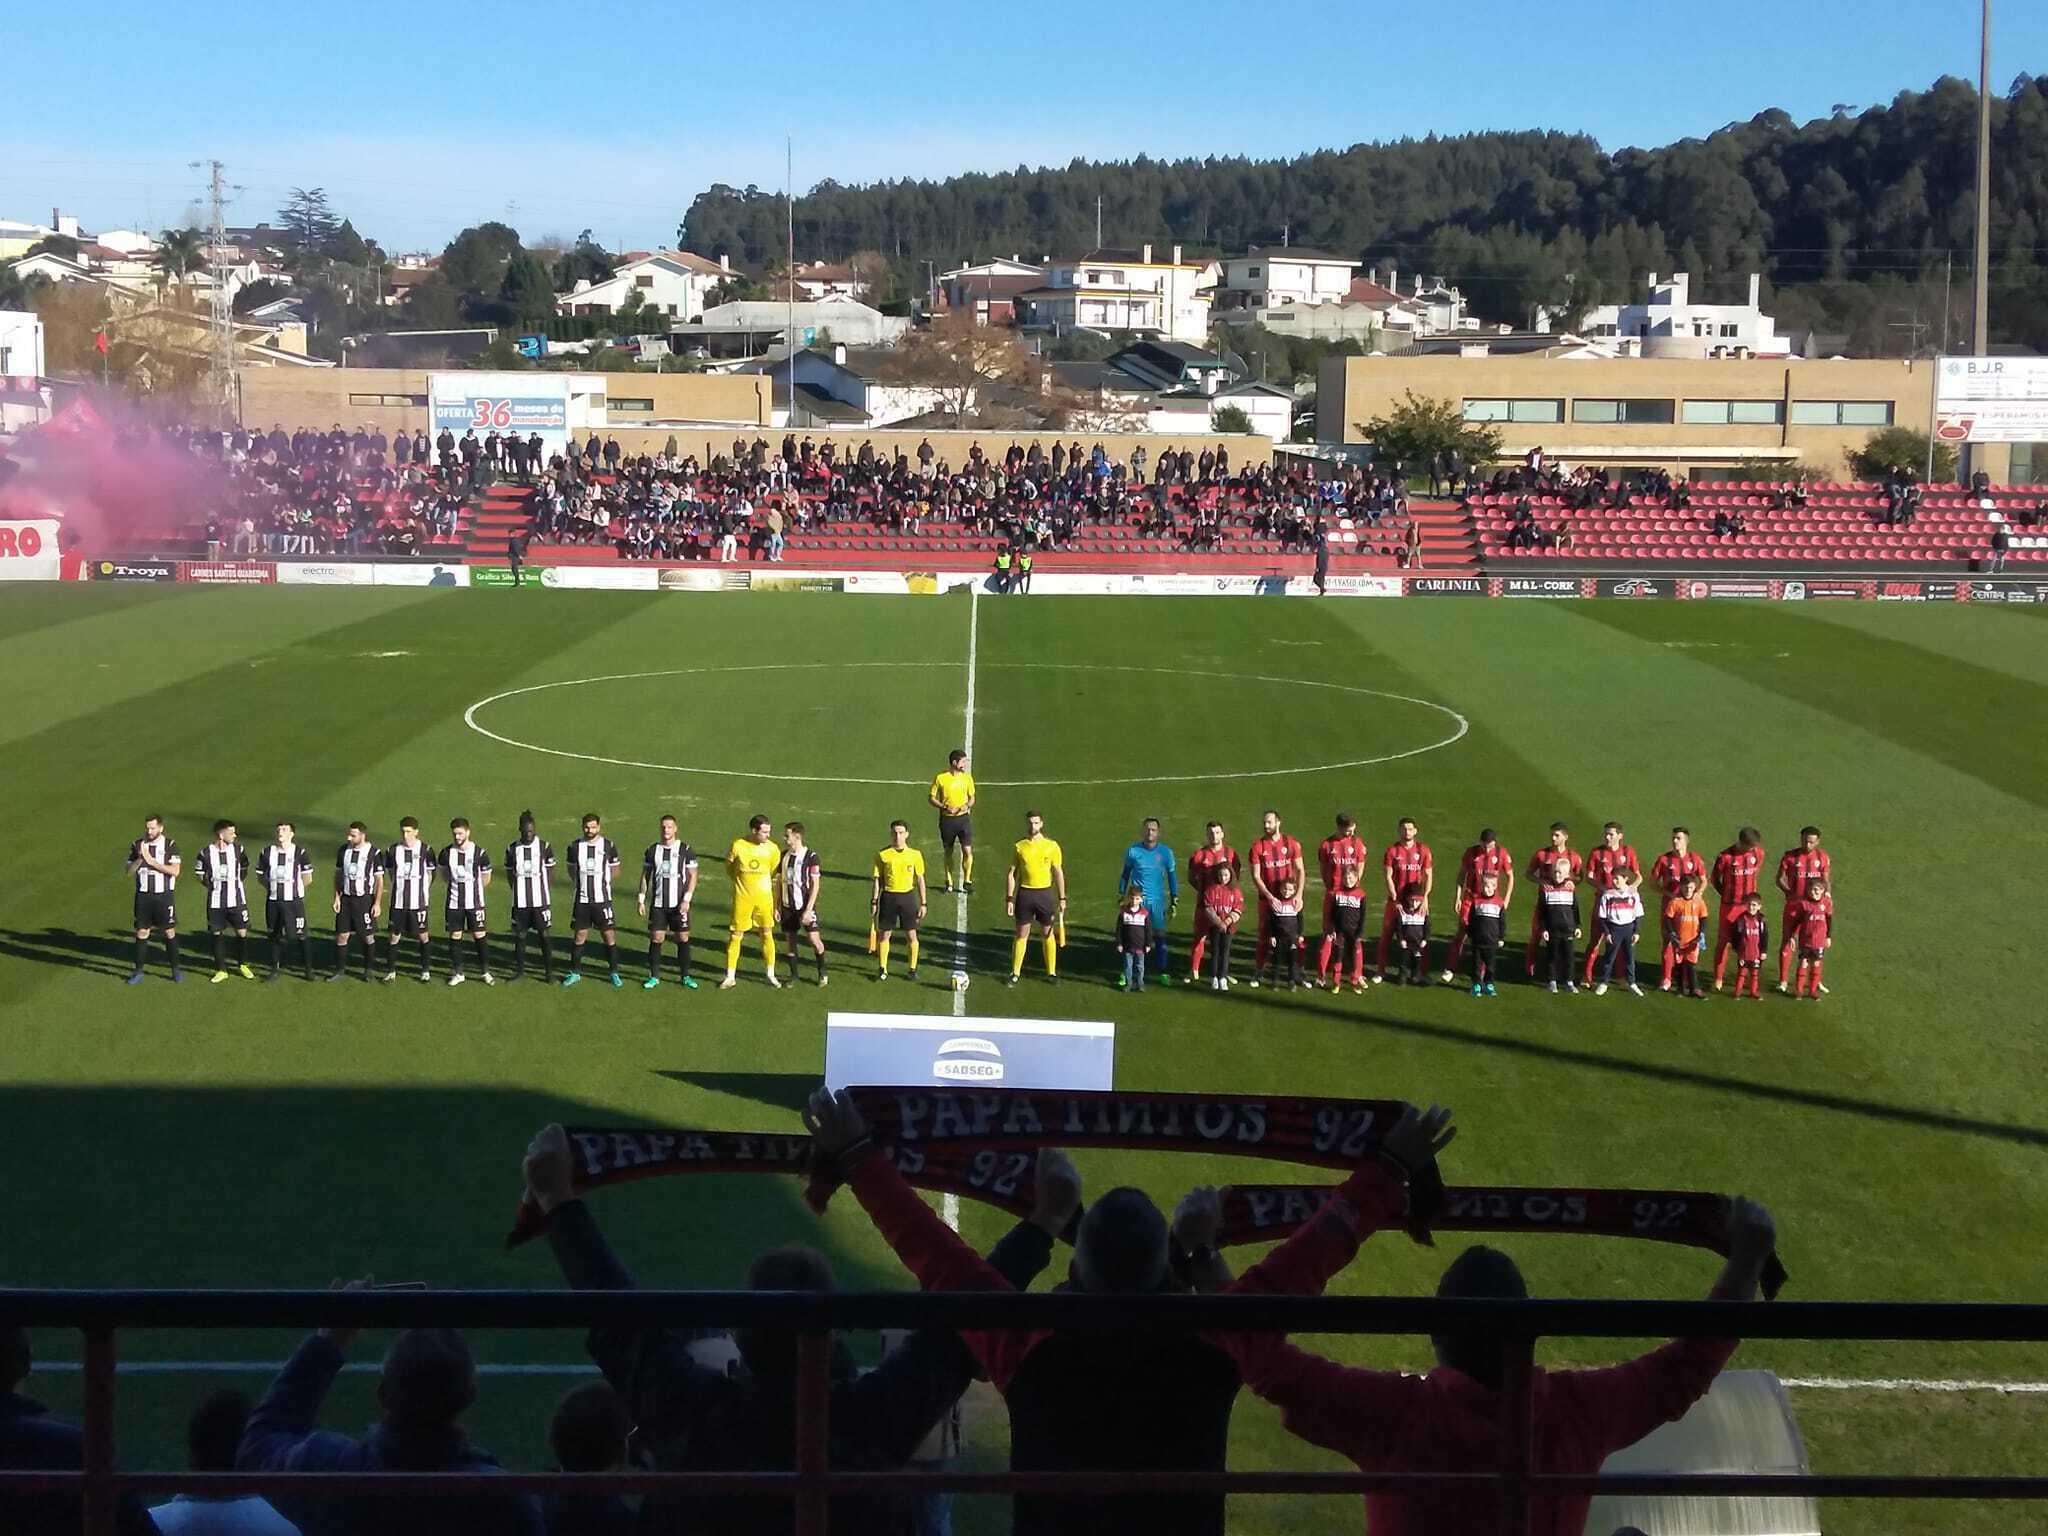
[
  {"x1": 267, "y1": 899, "x2": 307, "y2": 939},
  {"x1": 877, "y1": 890, "x2": 920, "y2": 930},
  {"x1": 389, "y1": 907, "x2": 430, "y2": 938},
  {"x1": 133, "y1": 892, "x2": 176, "y2": 931},
  {"x1": 511, "y1": 905, "x2": 551, "y2": 933},
  {"x1": 206, "y1": 904, "x2": 250, "y2": 932},
  {"x1": 336, "y1": 893, "x2": 378, "y2": 934},
  {"x1": 648, "y1": 906, "x2": 689, "y2": 936},
  {"x1": 445, "y1": 906, "x2": 487, "y2": 934},
  {"x1": 938, "y1": 813, "x2": 973, "y2": 850},
  {"x1": 571, "y1": 900, "x2": 615, "y2": 931},
  {"x1": 1014, "y1": 886, "x2": 1057, "y2": 927},
  {"x1": 777, "y1": 904, "x2": 818, "y2": 935}
]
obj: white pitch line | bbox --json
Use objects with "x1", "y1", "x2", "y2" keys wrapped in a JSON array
[
  {"x1": 942, "y1": 587, "x2": 979, "y2": 1233},
  {"x1": 35, "y1": 1362, "x2": 2048, "y2": 1393}
]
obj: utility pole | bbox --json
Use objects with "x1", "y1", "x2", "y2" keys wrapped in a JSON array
[
  {"x1": 787, "y1": 132, "x2": 801, "y2": 429},
  {"x1": 1095, "y1": 196, "x2": 1103, "y2": 250},
  {"x1": 1968, "y1": 0, "x2": 1993, "y2": 480},
  {"x1": 194, "y1": 158, "x2": 236, "y2": 425}
]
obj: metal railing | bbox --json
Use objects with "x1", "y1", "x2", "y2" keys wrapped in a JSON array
[{"x1": 4, "y1": 1288, "x2": 2046, "y2": 1536}]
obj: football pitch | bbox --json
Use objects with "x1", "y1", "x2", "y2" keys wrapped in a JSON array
[{"x1": 4, "y1": 582, "x2": 2046, "y2": 1535}]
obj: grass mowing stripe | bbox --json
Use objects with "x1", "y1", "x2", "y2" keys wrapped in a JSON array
[{"x1": 1566, "y1": 600, "x2": 2048, "y2": 810}]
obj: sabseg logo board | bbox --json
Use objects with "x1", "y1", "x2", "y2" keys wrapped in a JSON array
[{"x1": 933, "y1": 1036, "x2": 1004, "y2": 1083}]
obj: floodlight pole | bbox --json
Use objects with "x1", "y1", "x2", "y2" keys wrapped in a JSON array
[{"x1": 1967, "y1": 0, "x2": 1992, "y2": 481}]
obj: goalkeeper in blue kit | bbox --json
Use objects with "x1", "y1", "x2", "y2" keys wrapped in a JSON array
[{"x1": 1117, "y1": 817, "x2": 1179, "y2": 986}]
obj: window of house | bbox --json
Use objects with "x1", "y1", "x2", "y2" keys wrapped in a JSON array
[
  {"x1": 348, "y1": 392, "x2": 425, "y2": 407},
  {"x1": 1463, "y1": 398, "x2": 1562, "y2": 423},
  {"x1": 635, "y1": 275, "x2": 654, "y2": 288},
  {"x1": 1789, "y1": 400, "x2": 1894, "y2": 426},
  {"x1": 1571, "y1": 398, "x2": 1676, "y2": 425},
  {"x1": 1720, "y1": 323, "x2": 1739, "y2": 337},
  {"x1": 1247, "y1": 266, "x2": 1261, "y2": 279},
  {"x1": 610, "y1": 398, "x2": 655, "y2": 414},
  {"x1": 1682, "y1": 399, "x2": 1784, "y2": 425}
]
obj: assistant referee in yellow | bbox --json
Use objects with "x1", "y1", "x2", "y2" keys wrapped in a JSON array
[
  {"x1": 1004, "y1": 809, "x2": 1065, "y2": 986},
  {"x1": 928, "y1": 748, "x2": 976, "y2": 894},
  {"x1": 870, "y1": 820, "x2": 928, "y2": 982}
]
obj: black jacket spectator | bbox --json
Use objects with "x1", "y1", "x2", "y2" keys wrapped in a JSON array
[
  {"x1": 2, "y1": 1328, "x2": 160, "y2": 1536},
  {"x1": 238, "y1": 1331, "x2": 541, "y2": 1536},
  {"x1": 546, "y1": 1197, "x2": 1011, "y2": 1536}
]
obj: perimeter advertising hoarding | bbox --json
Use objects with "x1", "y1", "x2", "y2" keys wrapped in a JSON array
[
  {"x1": 1935, "y1": 356, "x2": 2048, "y2": 443},
  {"x1": 1959, "y1": 580, "x2": 2043, "y2": 604},
  {"x1": 95, "y1": 557, "x2": 177, "y2": 583},
  {"x1": 179, "y1": 561, "x2": 277, "y2": 584},
  {"x1": 824, "y1": 1013, "x2": 1115, "y2": 1093},
  {"x1": 1496, "y1": 576, "x2": 1589, "y2": 598},
  {"x1": 1598, "y1": 577, "x2": 1669, "y2": 599},
  {"x1": 540, "y1": 566, "x2": 658, "y2": 592},
  {"x1": 0, "y1": 519, "x2": 60, "y2": 581},
  {"x1": 1777, "y1": 579, "x2": 1873, "y2": 601},
  {"x1": 1405, "y1": 575, "x2": 1487, "y2": 596},
  {"x1": 1679, "y1": 578, "x2": 1777, "y2": 600}
]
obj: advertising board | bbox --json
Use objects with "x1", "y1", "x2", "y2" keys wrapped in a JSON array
[
  {"x1": 1598, "y1": 577, "x2": 1669, "y2": 599},
  {"x1": 1679, "y1": 578, "x2": 1777, "y2": 600},
  {"x1": 1405, "y1": 575, "x2": 1488, "y2": 596},
  {"x1": 824, "y1": 1013, "x2": 1115, "y2": 1093},
  {"x1": 179, "y1": 560, "x2": 277, "y2": 584},
  {"x1": 372, "y1": 563, "x2": 469, "y2": 588},
  {"x1": 1497, "y1": 576, "x2": 1589, "y2": 598},
  {"x1": 276, "y1": 562, "x2": 375, "y2": 586},
  {"x1": 1934, "y1": 356, "x2": 2048, "y2": 442},
  {"x1": 95, "y1": 557, "x2": 177, "y2": 583},
  {"x1": 0, "y1": 518, "x2": 61, "y2": 581},
  {"x1": 540, "y1": 566, "x2": 659, "y2": 592}
]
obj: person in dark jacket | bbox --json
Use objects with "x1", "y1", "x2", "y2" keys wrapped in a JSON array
[
  {"x1": 1, "y1": 1326, "x2": 160, "y2": 1536},
  {"x1": 805, "y1": 1088, "x2": 1244, "y2": 1536},
  {"x1": 237, "y1": 1303, "x2": 541, "y2": 1536},
  {"x1": 521, "y1": 1123, "x2": 1063, "y2": 1536},
  {"x1": 541, "y1": 1382, "x2": 634, "y2": 1536}
]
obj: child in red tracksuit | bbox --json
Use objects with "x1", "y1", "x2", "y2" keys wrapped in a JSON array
[
  {"x1": 1789, "y1": 876, "x2": 1835, "y2": 999},
  {"x1": 1202, "y1": 865, "x2": 1245, "y2": 990},
  {"x1": 1729, "y1": 893, "x2": 1769, "y2": 999}
]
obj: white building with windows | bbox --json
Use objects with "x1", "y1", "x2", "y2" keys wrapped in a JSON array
[
  {"x1": 1218, "y1": 247, "x2": 1358, "y2": 309},
  {"x1": 1576, "y1": 272, "x2": 1788, "y2": 358},
  {"x1": 559, "y1": 251, "x2": 734, "y2": 323},
  {"x1": 1016, "y1": 245, "x2": 1216, "y2": 345}
]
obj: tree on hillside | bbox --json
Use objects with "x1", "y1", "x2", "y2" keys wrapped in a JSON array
[
  {"x1": 551, "y1": 230, "x2": 615, "y2": 292},
  {"x1": 25, "y1": 234, "x2": 81, "y2": 262},
  {"x1": 439, "y1": 222, "x2": 524, "y2": 299},
  {"x1": 0, "y1": 261, "x2": 50, "y2": 310},
  {"x1": 278, "y1": 188, "x2": 341, "y2": 256},
  {"x1": 875, "y1": 310, "x2": 1041, "y2": 428},
  {"x1": 154, "y1": 227, "x2": 208, "y2": 294},
  {"x1": 401, "y1": 277, "x2": 464, "y2": 330},
  {"x1": 1360, "y1": 392, "x2": 1503, "y2": 472},
  {"x1": 232, "y1": 277, "x2": 291, "y2": 314},
  {"x1": 1211, "y1": 404, "x2": 1255, "y2": 435},
  {"x1": 498, "y1": 251, "x2": 557, "y2": 324}
]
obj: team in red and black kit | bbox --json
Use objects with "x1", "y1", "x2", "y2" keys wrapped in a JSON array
[
  {"x1": 1442, "y1": 827, "x2": 1513, "y2": 981},
  {"x1": 1650, "y1": 826, "x2": 1708, "y2": 991},
  {"x1": 1776, "y1": 826, "x2": 1832, "y2": 994},
  {"x1": 1314, "y1": 813, "x2": 1369, "y2": 985},
  {"x1": 1185, "y1": 820, "x2": 1241, "y2": 985},
  {"x1": 1373, "y1": 817, "x2": 1433, "y2": 983},
  {"x1": 1523, "y1": 823, "x2": 1583, "y2": 977},
  {"x1": 1710, "y1": 827, "x2": 1768, "y2": 991},
  {"x1": 1580, "y1": 821, "x2": 1643, "y2": 987},
  {"x1": 1247, "y1": 810, "x2": 1306, "y2": 983}
]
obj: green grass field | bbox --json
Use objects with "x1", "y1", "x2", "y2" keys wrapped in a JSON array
[{"x1": 4, "y1": 583, "x2": 2046, "y2": 1534}]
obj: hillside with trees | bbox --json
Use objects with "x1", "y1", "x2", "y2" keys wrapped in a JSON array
[{"x1": 680, "y1": 74, "x2": 2048, "y2": 353}]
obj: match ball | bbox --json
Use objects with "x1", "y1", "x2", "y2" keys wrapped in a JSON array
[{"x1": 952, "y1": 970, "x2": 970, "y2": 994}]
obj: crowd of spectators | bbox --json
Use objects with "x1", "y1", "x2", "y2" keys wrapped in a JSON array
[
  {"x1": 136, "y1": 423, "x2": 476, "y2": 559},
  {"x1": 524, "y1": 432, "x2": 1410, "y2": 564},
  {"x1": 3, "y1": 1096, "x2": 1779, "y2": 1536}
]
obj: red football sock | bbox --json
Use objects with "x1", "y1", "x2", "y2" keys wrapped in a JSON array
[
  {"x1": 1713, "y1": 941, "x2": 1730, "y2": 985},
  {"x1": 1525, "y1": 911, "x2": 1541, "y2": 975},
  {"x1": 1445, "y1": 931, "x2": 1466, "y2": 972},
  {"x1": 1582, "y1": 935, "x2": 1602, "y2": 985},
  {"x1": 1190, "y1": 935, "x2": 1208, "y2": 977},
  {"x1": 1317, "y1": 935, "x2": 1333, "y2": 980},
  {"x1": 1778, "y1": 944, "x2": 1794, "y2": 987},
  {"x1": 1661, "y1": 943, "x2": 1675, "y2": 987}
]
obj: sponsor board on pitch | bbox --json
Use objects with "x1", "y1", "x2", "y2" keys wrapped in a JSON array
[
  {"x1": 540, "y1": 566, "x2": 658, "y2": 592},
  {"x1": 1778, "y1": 579, "x2": 1872, "y2": 601},
  {"x1": 1405, "y1": 575, "x2": 1487, "y2": 596},
  {"x1": 1960, "y1": 580, "x2": 2044, "y2": 604},
  {"x1": 1874, "y1": 579, "x2": 1962, "y2": 602},
  {"x1": 824, "y1": 1012, "x2": 1115, "y2": 1093},
  {"x1": 1599, "y1": 577, "x2": 1668, "y2": 599},
  {"x1": 1497, "y1": 576, "x2": 1588, "y2": 598},
  {"x1": 470, "y1": 565, "x2": 542, "y2": 588},
  {"x1": 95, "y1": 557, "x2": 178, "y2": 583},
  {"x1": 0, "y1": 519, "x2": 61, "y2": 581},
  {"x1": 275, "y1": 562, "x2": 375, "y2": 586},
  {"x1": 179, "y1": 560, "x2": 277, "y2": 584},
  {"x1": 372, "y1": 563, "x2": 469, "y2": 588},
  {"x1": 1680, "y1": 578, "x2": 1777, "y2": 601}
]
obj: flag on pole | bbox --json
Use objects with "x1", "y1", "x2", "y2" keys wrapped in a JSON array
[{"x1": 94, "y1": 331, "x2": 109, "y2": 356}]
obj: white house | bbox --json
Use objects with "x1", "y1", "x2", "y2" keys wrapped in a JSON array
[
  {"x1": 1576, "y1": 271, "x2": 1788, "y2": 358},
  {"x1": 1219, "y1": 247, "x2": 1358, "y2": 309},
  {"x1": 788, "y1": 261, "x2": 862, "y2": 302},
  {"x1": 91, "y1": 229, "x2": 159, "y2": 257},
  {"x1": 0, "y1": 310, "x2": 46, "y2": 380},
  {"x1": 1050, "y1": 340, "x2": 1288, "y2": 441},
  {"x1": 1016, "y1": 245, "x2": 1216, "y2": 346},
  {"x1": 559, "y1": 250, "x2": 734, "y2": 323}
]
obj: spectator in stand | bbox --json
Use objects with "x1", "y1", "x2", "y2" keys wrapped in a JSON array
[
  {"x1": 1990, "y1": 520, "x2": 2011, "y2": 573},
  {"x1": 540, "y1": 1383, "x2": 633, "y2": 1536},
  {"x1": 522, "y1": 1121, "x2": 1027, "y2": 1536},
  {"x1": 1182, "y1": 1111, "x2": 1777, "y2": 1536},
  {"x1": 151, "y1": 1390, "x2": 299, "y2": 1536},
  {"x1": 804, "y1": 1088, "x2": 1245, "y2": 1536},
  {"x1": 1, "y1": 1326, "x2": 161, "y2": 1536},
  {"x1": 237, "y1": 1292, "x2": 541, "y2": 1536}
]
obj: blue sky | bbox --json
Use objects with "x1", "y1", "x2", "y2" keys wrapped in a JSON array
[{"x1": 6, "y1": 0, "x2": 2043, "y2": 255}]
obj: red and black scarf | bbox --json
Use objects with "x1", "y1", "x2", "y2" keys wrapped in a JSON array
[{"x1": 508, "y1": 1087, "x2": 1784, "y2": 1297}]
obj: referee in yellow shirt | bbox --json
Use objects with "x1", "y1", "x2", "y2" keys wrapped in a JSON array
[
  {"x1": 870, "y1": 820, "x2": 928, "y2": 981},
  {"x1": 722, "y1": 815, "x2": 783, "y2": 989},
  {"x1": 928, "y1": 748, "x2": 976, "y2": 894},
  {"x1": 1005, "y1": 810, "x2": 1066, "y2": 985}
]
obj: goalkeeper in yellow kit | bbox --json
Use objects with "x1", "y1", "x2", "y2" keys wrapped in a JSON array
[{"x1": 722, "y1": 815, "x2": 784, "y2": 989}]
